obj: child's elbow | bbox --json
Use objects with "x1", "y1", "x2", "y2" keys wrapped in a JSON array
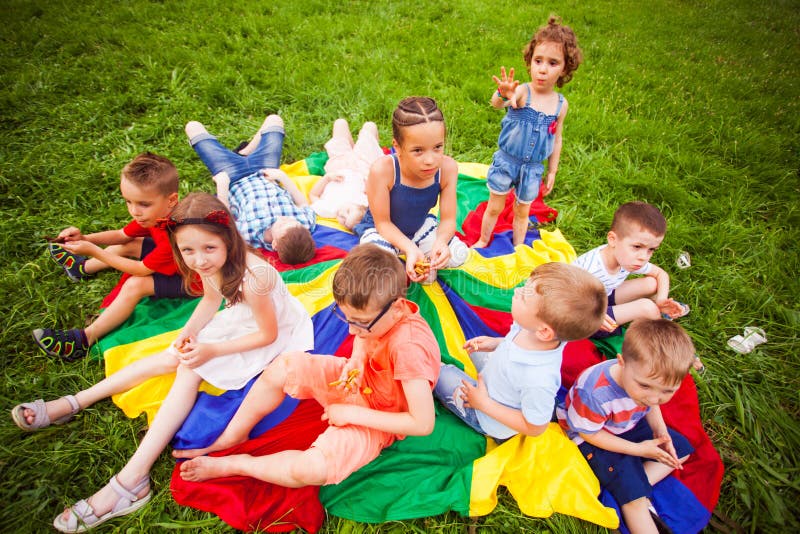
[
  {"x1": 522, "y1": 422, "x2": 549, "y2": 438},
  {"x1": 411, "y1": 416, "x2": 435, "y2": 436}
]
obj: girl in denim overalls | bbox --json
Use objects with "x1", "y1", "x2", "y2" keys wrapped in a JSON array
[{"x1": 474, "y1": 16, "x2": 583, "y2": 248}]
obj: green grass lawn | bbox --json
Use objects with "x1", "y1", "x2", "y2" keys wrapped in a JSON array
[{"x1": 1, "y1": 0, "x2": 798, "y2": 532}]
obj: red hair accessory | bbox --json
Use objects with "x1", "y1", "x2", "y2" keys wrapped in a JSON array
[{"x1": 156, "y1": 210, "x2": 231, "y2": 231}]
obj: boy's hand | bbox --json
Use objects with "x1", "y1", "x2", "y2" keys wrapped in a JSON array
[
  {"x1": 61, "y1": 240, "x2": 100, "y2": 258},
  {"x1": 599, "y1": 313, "x2": 618, "y2": 332},
  {"x1": 262, "y1": 168, "x2": 289, "y2": 184},
  {"x1": 657, "y1": 298, "x2": 686, "y2": 319},
  {"x1": 322, "y1": 403, "x2": 358, "y2": 427},
  {"x1": 58, "y1": 226, "x2": 83, "y2": 242},
  {"x1": 463, "y1": 336, "x2": 499, "y2": 353},
  {"x1": 637, "y1": 436, "x2": 683, "y2": 470},
  {"x1": 492, "y1": 66, "x2": 519, "y2": 106},
  {"x1": 461, "y1": 375, "x2": 490, "y2": 411}
]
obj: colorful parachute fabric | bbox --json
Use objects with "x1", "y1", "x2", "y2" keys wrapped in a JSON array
[{"x1": 96, "y1": 154, "x2": 721, "y2": 533}]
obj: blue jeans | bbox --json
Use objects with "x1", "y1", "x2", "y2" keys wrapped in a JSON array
[
  {"x1": 434, "y1": 351, "x2": 493, "y2": 436},
  {"x1": 189, "y1": 124, "x2": 284, "y2": 184}
]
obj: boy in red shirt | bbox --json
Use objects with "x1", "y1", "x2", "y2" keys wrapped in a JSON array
[{"x1": 34, "y1": 152, "x2": 188, "y2": 361}]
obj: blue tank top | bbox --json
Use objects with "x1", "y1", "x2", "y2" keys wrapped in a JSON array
[{"x1": 354, "y1": 155, "x2": 441, "y2": 238}]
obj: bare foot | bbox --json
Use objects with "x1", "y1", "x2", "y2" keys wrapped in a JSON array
[
  {"x1": 172, "y1": 433, "x2": 245, "y2": 459},
  {"x1": 180, "y1": 456, "x2": 234, "y2": 482},
  {"x1": 471, "y1": 239, "x2": 489, "y2": 249}
]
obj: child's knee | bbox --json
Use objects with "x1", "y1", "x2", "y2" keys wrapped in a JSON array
[
  {"x1": 290, "y1": 450, "x2": 328, "y2": 485},
  {"x1": 262, "y1": 114, "x2": 284, "y2": 129},
  {"x1": 185, "y1": 121, "x2": 207, "y2": 138},
  {"x1": 119, "y1": 275, "x2": 155, "y2": 299},
  {"x1": 513, "y1": 201, "x2": 531, "y2": 219},
  {"x1": 639, "y1": 298, "x2": 661, "y2": 319}
]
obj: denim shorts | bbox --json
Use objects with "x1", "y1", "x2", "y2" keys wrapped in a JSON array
[
  {"x1": 578, "y1": 419, "x2": 694, "y2": 505},
  {"x1": 486, "y1": 150, "x2": 544, "y2": 203},
  {"x1": 189, "y1": 125, "x2": 284, "y2": 184}
]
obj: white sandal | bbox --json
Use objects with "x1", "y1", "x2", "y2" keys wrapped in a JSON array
[
  {"x1": 53, "y1": 475, "x2": 151, "y2": 533},
  {"x1": 10, "y1": 394, "x2": 80, "y2": 431}
]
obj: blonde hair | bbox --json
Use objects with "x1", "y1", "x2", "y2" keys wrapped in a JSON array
[
  {"x1": 332, "y1": 244, "x2": 406, "y2": 310},
  {"x1": 622, "y1": 319, "x2": 696, "y2": 385},
  {"x1": 528, "y1": 262, "x2": 606, "y2": 340},
  {"x1": 121, "y1": 152, "x2": 179, "y2": 196}
]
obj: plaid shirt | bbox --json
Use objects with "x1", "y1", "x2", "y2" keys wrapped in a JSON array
[{"x1": 228, "y1": 169, "x2": 316, "y2": 251}]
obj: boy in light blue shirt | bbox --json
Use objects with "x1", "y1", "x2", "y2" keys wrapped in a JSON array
[{"x1": 434, "y1": 262, "x2": 606, "y2": 440}]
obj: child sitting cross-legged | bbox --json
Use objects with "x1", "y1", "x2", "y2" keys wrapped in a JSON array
[
  {"x1": 571, "y1": 202, "x2": 699, "y2": 370},
  {"x1": 434, "y1": 262, "x2": 606, "y2": 441},
  {"x1": 173, "y1": 243, "x2": 441, "y2": 488},
  {"x1": 186, "y1": 114, "x2": 316, "y2": 265},
  {"x1": 34, "y1": 153, "x2": 187, "y2": 361},
  {"x1": 557, "y1": 319, "x2": 696, "y2": 533}
]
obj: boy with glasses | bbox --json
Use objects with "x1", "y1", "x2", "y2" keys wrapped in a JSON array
[{"x1": 173, "y1": 244, "x2": 441, "y2": 488}]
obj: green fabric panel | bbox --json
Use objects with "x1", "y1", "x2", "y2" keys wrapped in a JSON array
[
  {"x1": 455, "y1": 174, "x2": 489, "y2": 231},
  {"x1": 406, "y1": 284, "x2": 459, "y2": 367},
  {"x1": 319, "y1": 405, "x2": 485, "y2": 521},
  {"x1": 590, "y1": 329, "x2": 626, "y2": 359},
  {"x1": 437, "y1": 269, "x2": 515, "y2": 313},
  {"x1": 93, "y1": 297, "x2": 201, "y2": 359},
  {"x1": 278, "y1": 258, "x2": 341, "y2": 284},
  {"x1": 304, "y1": 151, "x2": 329, "y2": 176}
]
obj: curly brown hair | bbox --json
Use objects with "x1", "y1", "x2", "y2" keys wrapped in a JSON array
[{"x1": 522, "y1": 15, "x2": 583, "y2": 87}]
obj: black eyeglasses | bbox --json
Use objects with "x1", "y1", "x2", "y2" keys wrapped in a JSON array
[{"x1": 331, "y1": 299, "x2": 397, "y2": 333}]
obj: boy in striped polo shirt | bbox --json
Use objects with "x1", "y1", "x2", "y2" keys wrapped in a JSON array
[{"x1": 557, "y1": 319, "x2": 696, "y2": 533}]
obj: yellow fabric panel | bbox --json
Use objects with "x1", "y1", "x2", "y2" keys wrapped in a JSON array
[
  {"x1": 286, "y1": 262, "x2": 339, "y2": 316},
  {"x1": 317, "y1": 217, "x2": 352, "y2": 234},
  {"x1": 421, "y1": 282, "x2": 474, "y2": 378},
  {"x1": 469, "y1": 424, "x2": 619, "y2": 528},
  {"x1": 458, "y1": 162, "x2": 489, "y2": 179},
  {"x1": 103, "y1": 330, "x2": 224, "y2": 424}
]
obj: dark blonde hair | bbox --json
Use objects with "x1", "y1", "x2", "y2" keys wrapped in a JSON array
[
  {"x1": 121, "y1": 152, "x2": 179, "y2": 196},
  {"x1": 392, "y1": 97, "x2": 445, "y2": 145},
  {"x1": 622, "y1": 319, "x2": 696, "y2": 385},
  {"x1": 332, "y1": 244, "x2": 406, "y2": 310},
  {"x1": 276, "y1": 226, "x2": 316, "y2": 265},
  {"x1": 610, "y1": 201, "x2": 667, "y2": 238},
  {"x1": 527, "y1": 262, "x2": 606, "y2": 340},
  {"x1": 523, "y1": 15, "x2": 583, "y2": 87},
  {"x1": 168, "y1": 192, "x2": 249, "y2": 304}
]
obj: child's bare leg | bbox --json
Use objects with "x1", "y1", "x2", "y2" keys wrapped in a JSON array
[
  {"x1": 57, "y1": 367, "x2": 202, "y2": 521},
  {"x1": 474, "y1": 192, "x2": 508, "y2": 248},
  {"x1": 511, "y1": 201, "x2": 531, "y2": 246},
  {"x1": 19, "y1": 351, "x2": 179, "y2": 426},
  {"x1": 180, "y1": 448, "x2": 328, "y2": 487},
  {"x1": 644, "y1": 454, "x2": 689, "y2": 485},
  {"x1": 332, "y1": 118, "x2": 354, "y2": 147},
  {"x1": 84, "y1": 275, "x2": 155, "y2": 344},
  {"x1": 238, "y1": 114, "x2": 284, "y2": 156},
  {"x1": 621, "y1": 497, "x2": 659, "y2": 534},
  {"x1": 357, "y1": 121, "x2": 379, "y2": 143},
  {"x1": 82, "y1": 240, "x2": 143, "y2": 275},
  {"x1": 173, "y1": 352, "x2": 294, "y2": 458},
  {"x1": 615, "y1": 277, "x2": 658, "y2": 304},
  {"x1": 213, "y1": 171, "x2": 231, "y2": 208},
  {"x1": 611, "y1": 278, "x2": 661, "y2": 324}
]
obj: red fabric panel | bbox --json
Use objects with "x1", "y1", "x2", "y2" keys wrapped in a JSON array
[
  {"x1": 170, "y1": 400, "x2": 329, "y2": 533},
  {"x1": 261, "y1": 245, "x2": 348, "y2": 272},
  {"x1": 465, "y1": 302, "x2": 514, "y2": 337},
  {"x1": 458, "y1": 190, "x2": 558, "y2": 245}
]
